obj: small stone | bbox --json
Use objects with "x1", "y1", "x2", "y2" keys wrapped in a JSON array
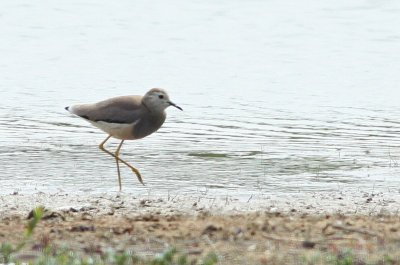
[
  {"x1": 247, "y1": 244, "x2": 257, "y2": 251},
  {"x1": 70, "y1": 225, "x2": 95, "y2": 232},
  {"x1": 302, "y1": 240, "x2": 316, "y2": 249}
]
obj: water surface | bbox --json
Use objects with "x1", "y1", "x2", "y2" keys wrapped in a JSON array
[{"x1": 1, "y1": 0, "x2": 400, "y2": 199}]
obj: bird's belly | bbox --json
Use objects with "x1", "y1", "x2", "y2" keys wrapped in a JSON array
[{"x1": 89, "y1": 121, "x2": 136, "y2": 140}]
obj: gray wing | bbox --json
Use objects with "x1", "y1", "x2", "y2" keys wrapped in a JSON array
[{"x1": 68, "y1": 95, "x2": 145, "y2": 124}]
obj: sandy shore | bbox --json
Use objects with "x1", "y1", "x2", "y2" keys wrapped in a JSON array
[
  {"x1": 1, "y1": 191, "x2": 400, "y2": 264},
  {"x1": 1, "y1": 188, "x2": 399, "y2": 217}
]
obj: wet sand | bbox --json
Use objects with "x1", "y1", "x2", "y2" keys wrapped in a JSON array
[{"x1": 1, "y1": 189, "x2": 400, "y2": 217}]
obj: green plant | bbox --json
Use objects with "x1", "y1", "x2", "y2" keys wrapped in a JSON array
[{"x1": 0, "y1": 206, "x2": 44, "y2": 263}]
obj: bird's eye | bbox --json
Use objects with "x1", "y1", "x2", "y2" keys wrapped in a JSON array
[{"x1": 158, "y1": 95, "x2": 164, "y2": 99}]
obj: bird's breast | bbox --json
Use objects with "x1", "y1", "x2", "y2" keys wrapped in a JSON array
[
  {"x1": 89, "y1": 120, "x2": 137, "y2": 140},
  {"x1": 132, "y1": 113, "x2": 166, "y2": 139}
]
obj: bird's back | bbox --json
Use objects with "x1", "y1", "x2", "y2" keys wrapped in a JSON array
[
  {"x1": 66, "y1": 95, "x2": 166, "y2": 140},
  {"x1": 68, "y1": 95, "x2": 144, "y2": 124}
]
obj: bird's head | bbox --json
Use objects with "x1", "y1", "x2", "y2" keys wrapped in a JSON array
[{"x1": 142, "y1": 88, "x2": 182, "y2": 112}]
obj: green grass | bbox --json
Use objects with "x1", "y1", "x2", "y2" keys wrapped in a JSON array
[
  {"x1": 14, "y1": 247, "x2": 218, "y2": 265},
  {"x1": 302, "y1": 249, "x2": 399, "y2": 265}
]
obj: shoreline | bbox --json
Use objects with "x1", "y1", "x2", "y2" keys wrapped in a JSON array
[{"x1": 1, "y1": 189, "x2": 399, "y2": 218}]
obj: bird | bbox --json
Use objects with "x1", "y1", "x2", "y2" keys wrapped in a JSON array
[{"x1": 65, "y1": 88, "x2": 182, "y2": 191}]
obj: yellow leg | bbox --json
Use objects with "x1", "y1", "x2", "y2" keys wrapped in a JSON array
[
  {"x1": 99, "y1": 135, "x2": 144, "y2": 188},
  {"x1": 115, "y1": 140, "x2": 124, "y2": 191}
]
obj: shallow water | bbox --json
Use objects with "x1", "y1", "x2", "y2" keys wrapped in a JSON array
[{"x1": 1, "y1": 0, "x2": 400, "y2": 198}]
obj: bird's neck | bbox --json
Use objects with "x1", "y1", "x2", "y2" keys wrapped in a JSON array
[
  {"x1": 142, "y1": 101, "x2": 151, "y2": 112},
  {"x1": 142, "y1": 101, "x2": 165, "y2": 115}
]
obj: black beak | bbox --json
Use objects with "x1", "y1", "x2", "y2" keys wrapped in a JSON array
[{"x1": 169, "y1": 101, "x2": 183, "y2": 111}]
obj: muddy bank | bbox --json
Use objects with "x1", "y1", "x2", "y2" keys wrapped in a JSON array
[
  {"x1": 1, "y1": 206, "x2": 400, "y2": 264},
  {"x1": 1, "y1": 191, "x2": 400, "y2": 264}
]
